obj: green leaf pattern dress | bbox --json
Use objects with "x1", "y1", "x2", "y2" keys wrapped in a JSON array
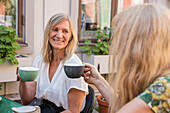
[{"x1": 138, "y1": 75, "x2": 170, "y2": 113}]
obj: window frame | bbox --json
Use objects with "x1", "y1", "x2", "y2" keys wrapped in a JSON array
[
  {"x1": 18, "y1": 0, "x2": 27, "y2": 46},
  {"x1": 18, "y1": 0, "x2": 23, "y2": 41},
  {"x1": 78, "y1": 0, "x2": 118, "y2": 44}
]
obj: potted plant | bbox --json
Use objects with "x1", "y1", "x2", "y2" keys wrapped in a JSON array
[
  {"x1": 80, "y1": 28, "x2": 113, "y2": 74},
  {"x1": 80, "y1": 28, "x2": 112, "y2": 55},
  {"x1": 97, "y1": 95, "x2": 109, "y2": 113},
  {"x1": 0, "y1": 25, "x2": 22, "y2": 82},
  {"x1": 0, "y1": 25, "x2": 21, "y2": 65}
]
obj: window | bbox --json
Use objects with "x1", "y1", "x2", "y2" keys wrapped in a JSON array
[
  {"x1": 0, "y1": 0, "x2": 25, "y2": 44},
  {"x1": 117, "y1": 0, "x2": 144, "y2": 13},
  {"x1": 78, "y1": 0, "x2": 170, "y2": 43},
  {"x1": 78, "y1": 0, "x2": 118, "y2": 43},
  {"x1": 145, "y1": 0, "x2": 170, "y2": 8}
]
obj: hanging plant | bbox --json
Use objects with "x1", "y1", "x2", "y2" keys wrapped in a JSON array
[{"x1": 0, "y1": 25, "x2": 22, "y2": 65}]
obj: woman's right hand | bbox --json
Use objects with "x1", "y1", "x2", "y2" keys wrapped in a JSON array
[
  {"x1": 83, "y1": 63, "x2": 114, "y2": 106},
  {"x1": 82, "y1": 63, "x2": 101, "y2": 85}
]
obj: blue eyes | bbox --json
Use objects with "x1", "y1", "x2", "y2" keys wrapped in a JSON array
[
  {"x1": 52, "y1": 28, "x2": 69, "y2": 34},
  {"x1": 63, "y1": 30, "x2": 68, "y2": 33},
  {"x1": 52, "y1": 28, "x2": 59, "y2": 31}
]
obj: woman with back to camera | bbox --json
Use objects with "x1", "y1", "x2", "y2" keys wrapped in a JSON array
[
  {"x1": 83, "y1": 3, "x2": 170, "y2": 113},
  {"x1": 19, "y1": 13, "x2": 88, "y2": 113}
]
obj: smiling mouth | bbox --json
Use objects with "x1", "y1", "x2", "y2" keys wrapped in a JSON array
[{"x1": 53, "y1": 38, "x2": 64, "y2": 42}]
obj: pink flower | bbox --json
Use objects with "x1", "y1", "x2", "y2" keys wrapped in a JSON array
[{"x1": 98, "y1": 39, "x2": 101, "y2": 42}]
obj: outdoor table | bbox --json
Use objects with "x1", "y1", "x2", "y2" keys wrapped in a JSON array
[{"x1": 0, "y1": 95, "x2": 23, "y2": 113}]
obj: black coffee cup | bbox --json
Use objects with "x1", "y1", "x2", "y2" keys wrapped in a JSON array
[{"x1": 64, "y1": 63, "x2": 85, "y2": 78}]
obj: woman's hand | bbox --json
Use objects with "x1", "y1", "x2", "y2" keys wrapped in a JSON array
[
  {"x1": 82, "y1": 63, "x2": 101, "y2": 85},
  {"x1": 83, "y1": 63, "x2": 114, "y2": 106},
  {"x1": 16, "y1": 67, "x2": 24, "y2": 82}
]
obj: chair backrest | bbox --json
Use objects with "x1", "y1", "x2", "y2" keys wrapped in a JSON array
[{"x1": 81, "y1": 85, "x2": 95, "y2": 113}]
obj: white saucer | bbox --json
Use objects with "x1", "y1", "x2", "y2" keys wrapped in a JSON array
[{"x1": 12, "y1": 106, "x2": 36, "y2": 112}]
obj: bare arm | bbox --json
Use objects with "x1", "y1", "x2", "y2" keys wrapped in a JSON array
[
  {"x1": 83, "y1": 63, "x2": 113, "y2": 106},
  {"x1": 61, "y1": 88, "x2": 85, "y2": 113},
  {"x1": 117, "y1": 97, "x2": 154, "y2": 113},
  {"x1": 93, "y1": 75, "x2": 114, "y2": 106},
  {"x1": 19, "y1": 80, "x2": 36, "y2": 105}
]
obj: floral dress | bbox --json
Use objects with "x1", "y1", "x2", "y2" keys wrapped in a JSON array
[{"x1": 138, "y1": 75, "x2": 170, "y2": 113}]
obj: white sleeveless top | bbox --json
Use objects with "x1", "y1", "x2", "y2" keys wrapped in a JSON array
[{"x1": 32, "y1": 54, "x2": 88, "y2": 111}]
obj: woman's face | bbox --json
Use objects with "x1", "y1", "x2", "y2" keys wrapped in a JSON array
[{"x1": 49, "y1": 20, "x2": 71, "y2": 50}]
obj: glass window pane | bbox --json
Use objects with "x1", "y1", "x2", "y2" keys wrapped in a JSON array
[
  {"x1": 0, "y1": 0, "x2": 17, "y2": 29},
  {"x1": 118, "y1": 0, "x2": 144, "y2": 13},
  {"x1": 81, "y1": 0, "x2": 112, "y2": 39}
]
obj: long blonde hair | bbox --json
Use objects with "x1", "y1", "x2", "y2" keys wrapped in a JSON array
[
  {"x1": 109, "y1": 3, "x2": 170, "y2": 112},
  {"x1": 41, "y1": 13, "x2": 77, "y2": 63}
]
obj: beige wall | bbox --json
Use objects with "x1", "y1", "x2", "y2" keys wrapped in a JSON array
[{"x1": 44, "y1": 0, "x2": 70, "y2": 25}]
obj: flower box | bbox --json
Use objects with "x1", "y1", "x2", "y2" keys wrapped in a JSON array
[
  {"x1": 82, "y1": 54, "x2": 111, "y2": 74},
  {"x1": 0, "y1": 56, "x2": 32, "y2": 82}
]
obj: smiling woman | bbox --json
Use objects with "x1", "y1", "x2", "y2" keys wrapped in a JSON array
[
  {"x1": 49, "y1": 20, "x2": 71, "y2": 50},
  {"x1": 42, "y1": 14, "x2": 78, "y2": 64},
  {"x1": 19, "y1": 13, "x2": 88, "y2": 113}
]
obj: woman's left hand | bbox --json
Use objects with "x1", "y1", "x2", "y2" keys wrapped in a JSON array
[{"x1": 82, "y1": 63, "x2": 101, "y2": 85}]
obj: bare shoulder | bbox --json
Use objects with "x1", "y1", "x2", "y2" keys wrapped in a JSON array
[{"x1": 117, "y1": 97, "x2": 154, "y2": 113}]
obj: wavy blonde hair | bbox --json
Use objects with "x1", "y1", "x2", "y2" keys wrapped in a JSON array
[
  {"x1": 41, "y1": 13, "x2": 77, "y2": 63},
  {"x1": 109, "y1": 3, "x2": 170, "y2": 112}
]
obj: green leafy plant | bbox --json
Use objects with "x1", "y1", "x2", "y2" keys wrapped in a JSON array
[
  {"x1": 0, "y1": 25, "x2": 22, "y2": 65},
  {"x1": 80, "y1": 28, "x2": 113, "y2": 55}
]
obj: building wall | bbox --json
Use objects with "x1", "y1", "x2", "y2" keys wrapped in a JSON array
[{"x1": 44, "y1": 0, "x2": 70, "y2": 24}]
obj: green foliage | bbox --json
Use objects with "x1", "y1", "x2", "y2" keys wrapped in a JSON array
[
  {"x1": 95, "y1": 107, "x2": 99, "y2": 112},
  {"x1": 0, "y1": 25, "x2": 22, "y2": 65},
  {"x1": 80, "y1": 28, "x2": 113, "y2": 55}
]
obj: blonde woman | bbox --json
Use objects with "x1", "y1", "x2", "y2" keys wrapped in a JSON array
[
  {"x1": 83, "y1": 4, "x2": 170, "y2": 113},
  {"x1": 19, "y1": 13, "x2": 88, "y2": 113}
]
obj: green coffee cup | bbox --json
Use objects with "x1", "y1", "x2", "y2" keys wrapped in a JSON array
[{"x1": 19, "y1": 67, "x2": 39, "y2": 82}]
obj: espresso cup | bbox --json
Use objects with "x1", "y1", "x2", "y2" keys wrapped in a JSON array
[{"x1": 64, "y1": 63, "x2": 85, "y2": 78}]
